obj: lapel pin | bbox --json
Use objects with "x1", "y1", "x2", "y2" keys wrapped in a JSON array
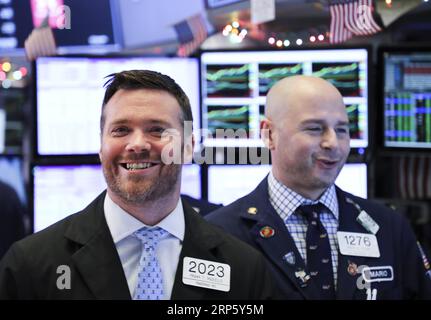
[
  {"x1": 417, "y1": 242, "x2": 431, "y2": 279},
  {"x1": 295, "y1": 269, "x2": 310, "y2": 286},
  {"x1": 259, "y1": 226, "x2": 275, "y2": 238},
  {"x1": 347, "y1": 261, "x2": 358, "y2": 276},
  {"x1": 283, "y1": 252, "x2": 296, "y2": 266},
  {"x1": 247, "y1": 207, "x2": 258, "y2": 215}
]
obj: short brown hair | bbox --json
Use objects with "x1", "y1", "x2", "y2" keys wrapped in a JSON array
[{"x1": 100, "y1": 69, "x2": 193, "y2": 132}]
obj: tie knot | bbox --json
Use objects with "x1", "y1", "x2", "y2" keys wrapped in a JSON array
[
  {"x1": 134, "y1": 227, "x2": 167, "y2": 250},
  {"x1": 297, "y1": 203, "x2": 326, "y2": 223}
]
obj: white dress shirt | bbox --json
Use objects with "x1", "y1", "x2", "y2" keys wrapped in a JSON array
[{"x1": 103, "y1": 193, "x2": 185, "y2": 300}]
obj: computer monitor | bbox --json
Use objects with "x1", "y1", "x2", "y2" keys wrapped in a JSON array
[
  {"x1": 207, "y1": 164, "x2": 271, "y2": 205},
  {"x1": 335, "y1": 163, "x2": 368, "y2": 199},
  {"x1": 35, "y1": 56, "x2": 200, "y2": 156},
  {"x1": 207, "y1": 162, "x2": 367, "y2": 205},
  {"x1": 381, "y1": 47, "x2": 431, "y2": 149},
  {"x1": 0, "y1": 155, "x2": 26, "y2": 204},
  {"x1": 200, "y1": 48, "x2": 369, "y2": 149},
  {"x1": 2, "y1": 0, "x2": 120, "y2": 52},
  {"x1": 32, "y1": 163, "x2": 201, "y2": 232},
  {"x1": 32, "y1": 164, "x2": 105, "y2": 232},
  {"x1": 181, "y1": 164, "x2": 202, "y2": 199},
  {"x1": 0, "y1": 55, "x2": 30, "y2": 154}
]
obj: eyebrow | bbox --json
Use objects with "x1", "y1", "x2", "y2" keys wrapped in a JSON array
[
  {"x1": 107, "y1": 119, "x2": 174, "y2": 127},
  {"x1": 301, "y1": 119, "x2": 349, "y2": 126}
]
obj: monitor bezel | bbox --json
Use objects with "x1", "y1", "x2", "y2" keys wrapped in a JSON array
[
  {"x1": 204, "y1": 159, "x2": 368, "y2": 205},
  {"x1": 198, "y1": 44, "x2": 372, "y2": 155},
  {"x1": 29, "y1": 160, "x2": 203, "y2": 232},
  {"x1": 32, "y1": 54, "x2": 201, "y2": 159}
]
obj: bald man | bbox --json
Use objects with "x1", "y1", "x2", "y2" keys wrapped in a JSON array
[{"x1": 207, "y1": 75, "x2": 431, "y2": 300}]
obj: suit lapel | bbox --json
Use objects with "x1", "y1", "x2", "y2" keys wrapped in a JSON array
[
  {"x1": 171, "y1": 201, "x2": 226, "y2": 300},
  {"x1": 64, "y1": 192, "x2": 131, "y2": 300},
  {"x1": 240, "y1": 179, "x2": 319, "y2": 299},
  {"x1": 336, "y1": 189, "x2": 371, "y2": 300}
]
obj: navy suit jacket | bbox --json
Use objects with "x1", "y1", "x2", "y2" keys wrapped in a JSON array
[
  {"x1": 206, "y1": 178, "x2": 431, "y2": 300},
  {"x1": 0, "y1": 191, "x2": 275, "y2": 300}
]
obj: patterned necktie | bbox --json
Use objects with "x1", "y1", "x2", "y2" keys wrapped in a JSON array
[
  {"x1": 133, "y1": 227, "x2": 167, "y2": 300},
  {"x1": 298, "y1": 203, "x2": 335, "y2": 300}
]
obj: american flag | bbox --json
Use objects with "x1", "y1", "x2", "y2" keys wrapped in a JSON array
[
  {"x1": 174, "y1": 14, "x2": 208, "y2": 57},
  {"x1": 24, "y1": 16, "x2": 57, "y2": 61},
  {"x1": 329, "y1": 0, "x2": 382, "y2": 44}
]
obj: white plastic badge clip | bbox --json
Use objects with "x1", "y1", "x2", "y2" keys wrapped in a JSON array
[{"x1": 366, "y1": 288, "x2": 377, "y2": 300}]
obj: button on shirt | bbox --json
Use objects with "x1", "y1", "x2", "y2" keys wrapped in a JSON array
[
  {"x1": 268, "y1": 172, "x2": 340, "y2": 287},
  {"x1": 104, "y1": 194, "x2": 185, "y2": 300}
]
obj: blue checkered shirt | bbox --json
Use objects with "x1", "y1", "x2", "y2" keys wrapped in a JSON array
[{"x1": 268, "y1": 172, "x2": 340, "y2": 287}]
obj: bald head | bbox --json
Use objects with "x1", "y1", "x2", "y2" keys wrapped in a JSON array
[
  {"x1": 261, "y1": 75, "x2": 350, "y2": 200},
  {"x1": 265, "y1": 75, "x2": 344, "y2": 120}
]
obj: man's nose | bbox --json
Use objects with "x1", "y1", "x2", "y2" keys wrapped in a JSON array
[
  {"x1": 320, "y1": 128, "x2": 338, "y2": 150},
  {"x1": 125, "y1": 132, "x2": 151, "y2": 153}
]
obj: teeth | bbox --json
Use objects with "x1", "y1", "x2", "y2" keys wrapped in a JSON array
[{"x1": 125, "y1": 163, "x2": 152, "y2": 170}]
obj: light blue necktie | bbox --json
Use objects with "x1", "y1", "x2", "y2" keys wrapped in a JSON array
[{"x1": 133, "y1": 227, "x2": 167, "y2": 300}]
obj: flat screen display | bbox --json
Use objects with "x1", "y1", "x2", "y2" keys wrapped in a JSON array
[
  {"x1": 32, "y1": 163, "x2": 201, "y2": 232},
  {"x1": 334, "y1": 163, "x2": 368, "y2": 199},
  {"x1": 207, "y1": 163, "x2": 367, "y2": 205},
  {"x1": 207, "y1": 164, "x2": 271, "y2": 205},
  {"x1": 1, "y1": 0, "x2": 119, "y2": 51},
  {"x1": 382, "y1": 49, "x2": 431, "y2": 149},
  {"x1": 200, "y1": 48, "x2": 369, "y2": 148},
  {"x1": 35, "y1": 56, "x2": 200, "y2": 156},
  {"x1": 0, "y1": 156, "x2": 26, "y2": 204}
]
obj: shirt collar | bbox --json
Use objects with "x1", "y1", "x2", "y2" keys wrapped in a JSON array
[
  {"x1": 268, "y1": 171, "x2": 339, "y2": 221},
  {"x1": 104, "y1": 193, "x2": 185, "y2": 244}
]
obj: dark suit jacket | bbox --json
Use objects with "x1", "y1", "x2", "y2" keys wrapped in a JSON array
[
  {"x1": 0, "y1": 181, "x2": 25, "y2": 260},
  {"x1": 0, "y1": 192, "x2": 275, "y2": 300},
  {"x1": 180, "y1": 195, "x2": 222, "y2": 216},
  {"x1": 206, "y1": 178, "x2": 431, "y2": 300}
]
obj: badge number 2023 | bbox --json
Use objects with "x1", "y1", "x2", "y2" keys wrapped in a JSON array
[
  {"x1": 188, "y1": 260, "x2": 225, "y2": 278},
  {"x1": 182, "y1": 257, "x2": 231, "y2": 292}
]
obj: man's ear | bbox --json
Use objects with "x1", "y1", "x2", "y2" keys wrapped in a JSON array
[
  {"x1": 260, "y1": 119, "x2": 275, "y2": 149},
  {"x1": 98, "y1": 133, "x2": 103, "y2": 162}
]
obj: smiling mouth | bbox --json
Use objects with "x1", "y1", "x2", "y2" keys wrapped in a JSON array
[
  {"x1": 320, "y1": 159, "x2": 337, "y2": 164},
  {"x1": 316, "y1": 158, "x2": 340, "y2": 167},
  {"x1": 120, "y1": 162, "x2": 158, "y2": 170}
]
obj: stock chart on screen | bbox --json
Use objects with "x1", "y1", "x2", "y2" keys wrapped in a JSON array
[
  {"x1": 201, "y1": 48, "x2": 369, "y2": 148},
  {"x1": 383, "y1": 49, "x2": 431, "y2": 149}
]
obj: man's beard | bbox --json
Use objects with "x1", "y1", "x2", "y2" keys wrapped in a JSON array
[{"x1": 102, "y1": 162, "x2": 181, "y2": 206}]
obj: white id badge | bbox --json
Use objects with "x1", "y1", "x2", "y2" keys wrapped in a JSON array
[
  {"x1": 337, "y1": 231, "x2": 380, "y2": 258},
  {"x1": 182, "y1": 257, "x2": 231, "y2": 292}
]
